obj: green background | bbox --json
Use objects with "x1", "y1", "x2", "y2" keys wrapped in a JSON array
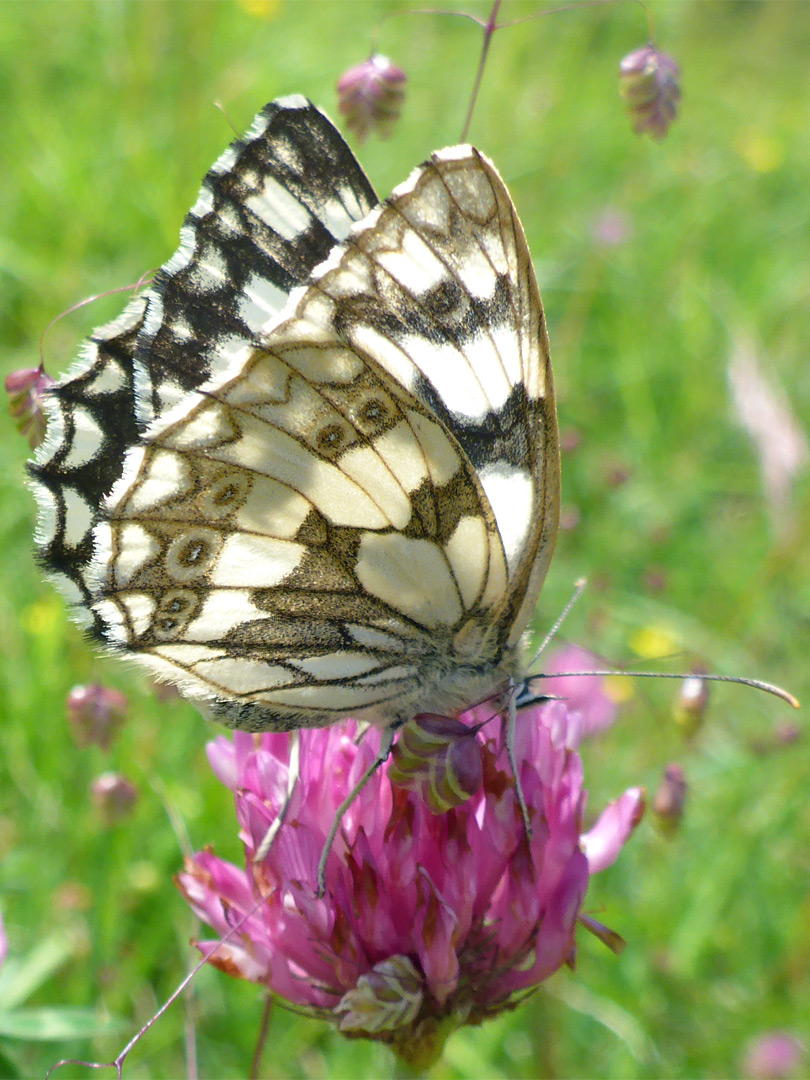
[{"x1": 1, "y1": 1, "x2": 808, "y2": 1076}]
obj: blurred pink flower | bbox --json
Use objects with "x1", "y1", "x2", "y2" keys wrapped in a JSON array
[
  {"x1": 652, "y1": 763, "x2": 687, "y2": 838},
  {"x1": 592, "y1": 208, "x2": 633, "y2": 248},
  {"x1": 337, "y1": 55, "x2": 407, "y2": 142},
  {"x1": 66, "y1": 683, "x2": 129, "y2": 750},
  {"x1": 541, "y1": 646, "x2": 618, "y2": 737},
  {"x1": 0, "y1": 908, "x2": 7, "y2": 970},
  {"x1": 5, "y1": 365, "x2": 54, "y2": 450},
  {"x1": 619, "y1": 45, "x2": 681, "y2": 140},
  {"x1": 91, "y1": 772, "x2": 138, "y2": 824},
  {"x1": 728, "y1": 339, "x2": 808, "y2": 537},
  {"x1": 742, "y1": 1031, "x2": 806, "y2": 1079},
  {"x1": 177, "y1": 704, "x2": 642, "y2": 1066}
]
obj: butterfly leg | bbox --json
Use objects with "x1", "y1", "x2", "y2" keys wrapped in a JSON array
[
  {"x1": 253, "y1": 730, "x2": 301, "y2": 863},
  {"x1": 315, "y1": 726, "x2": 396, "y2": 898},
  {"x1": 507, "y1": 678, "x2": 533, "y2": 842}
]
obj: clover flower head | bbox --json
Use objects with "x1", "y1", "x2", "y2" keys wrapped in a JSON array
[{"x1": 178, "y1": 702, "x2": 642, "y2": 1067}]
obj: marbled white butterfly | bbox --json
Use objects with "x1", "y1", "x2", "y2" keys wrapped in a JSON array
[{"x1": 30, "y1": 95, "x2": 559, "y2": 734}]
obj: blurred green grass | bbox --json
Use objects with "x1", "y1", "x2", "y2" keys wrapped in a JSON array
[{"x1": 1, "y1": 1, "x2": 808, "y2": 1077}]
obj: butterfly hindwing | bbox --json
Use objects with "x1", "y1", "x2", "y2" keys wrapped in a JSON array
[
  {"x1": 85, "y1": 144, "x2": 559, "y2": 731},
  {"x1": 310, "y1": 145, "x2": 559, "y2": 644}
]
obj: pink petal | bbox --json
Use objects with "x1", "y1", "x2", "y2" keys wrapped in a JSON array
[
  {"x1": 582, "y1": 788, "x2": 645, "y2": 873},
  {"x1": 543, "y1": 646, "x2": 618, "y2": 737}
]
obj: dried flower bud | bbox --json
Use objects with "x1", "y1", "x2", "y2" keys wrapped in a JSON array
[
  {"x1": 337, "y1": 54, "x2": 407, "y2": 142},
  {"x1": 336, "y1": 955, "x2": 424, "y2": 1034},
  {"x1": 388, "y1": 714, "x2": 483, "y2": 813},
  {"x1": 5, "y1": 366, "x2": 54, "y2": 450},
  {"x1": 652, "y1": 764, "x2": 686, "y2": 837},
  {"x1": 91, "y1": 772, "x2": 138, "y2": 824},
  {"x1": 66, "y1": 683, "x2": 129, "y2": 750},
  {"x1": 620, "y1": 45, "x2": 681, "y2": 140},
  {"x1": 673, "y1": 674, "x2": 709, "y2": 738}
]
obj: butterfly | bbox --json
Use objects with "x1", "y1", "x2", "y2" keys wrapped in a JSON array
[{"x1": 30, "y1": 94, "x2": 560, "y2": 735}]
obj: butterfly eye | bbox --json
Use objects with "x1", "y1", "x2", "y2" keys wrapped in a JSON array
[
  {"x1": 314, "y1": 422, "x2": 348, "y2": 458},
  {"x1": 200, "y1": 473, "x2": 250, "y2": 519},
  {"x1": 165, "y1": 529, "x2": 220, "y2": 582},
  {"x1": 153, "y1": 588, "x2": 200, "y2": 639},
  {"x1": 355, "y1": 396, "x2": 391, "y2": 433}
]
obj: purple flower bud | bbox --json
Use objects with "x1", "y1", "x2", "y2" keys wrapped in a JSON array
[
  {"x1": 388, "y1": 714, "x2": 483, "y2": 812},
  {"x1": 652, "y1": 764, "x2": 687, "y2": 837},
  {"x1": 620, "y1": 45, "x2": 681, "y2": 140},
  {"x1": 91, "y1": 772, "x2": 138, "y2": 824},
  {"x1": 337, "y1": 55, "x2": 407, "y2": 142},
  {"x1": 5, "y1": 366, "x2": 54, "y2": 450},
  {"x1": 66, "y1": 683, "x2": 129, "y2": 750}
]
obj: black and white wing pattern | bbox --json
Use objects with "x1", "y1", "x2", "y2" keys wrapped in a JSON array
[
  {"x1": 30, "y1": 96, "x2": 377, "y2": 634},
  {"x1": 31, "y1": 99, "x2": 559, "y2": 733}
]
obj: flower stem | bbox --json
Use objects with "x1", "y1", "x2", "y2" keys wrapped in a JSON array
[
  {"x1": 460, "y1": 0, "x2": 502, "y2": 142},
  {"x1": 249, "y1": 994, "x2": 273, "y2": 1080}
]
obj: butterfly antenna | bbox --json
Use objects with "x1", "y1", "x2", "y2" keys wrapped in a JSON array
[
  {"x1": 530, "y1": 668, "x2": 799, "y2": 709},
  {"x1": 315, "y1": 727, "x2": 396, "y2": 897},
  {"x1": 213, "y1": 100, "x2": 241, "y2": 137},
  {"x1": 527, "y1": 577, "x2": 588, "y2": 668},
  {"x1": 38, "y1": 279, "x2": 154, "y2": 368}
]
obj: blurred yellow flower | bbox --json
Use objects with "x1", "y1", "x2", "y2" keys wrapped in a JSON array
[
  {"x1": 128, "y1": 861, "x2": 161, "y2": 893},
  {"x1": 236, "y1": 0, "x2": 281, "y2": 19},
  {"x1": 605, "y1": 675, "x2": 635, "y2": 704},
  {"x1": 735, "y1": 131, "x2": 784, "y2": 173},
  {"x1": 630, "y1": 626, "x2": 680, "y2": 660},
  {"x1": 22, "y1": 595, "x2": 62, "y2": 638}
]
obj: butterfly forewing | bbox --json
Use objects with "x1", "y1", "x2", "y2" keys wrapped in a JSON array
[
  {"x1": 29, "y1": 97, "x2": 377, "y2": 631},
  {"x1": 134, "y1": 95, "x2": 377, "y2": 423},
  {"x1": 29, "y1": 298, "x2": 147, "y2": 630},
  {"x1": 85, "y1": 141, "x2": 559, "y2": 732}
]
